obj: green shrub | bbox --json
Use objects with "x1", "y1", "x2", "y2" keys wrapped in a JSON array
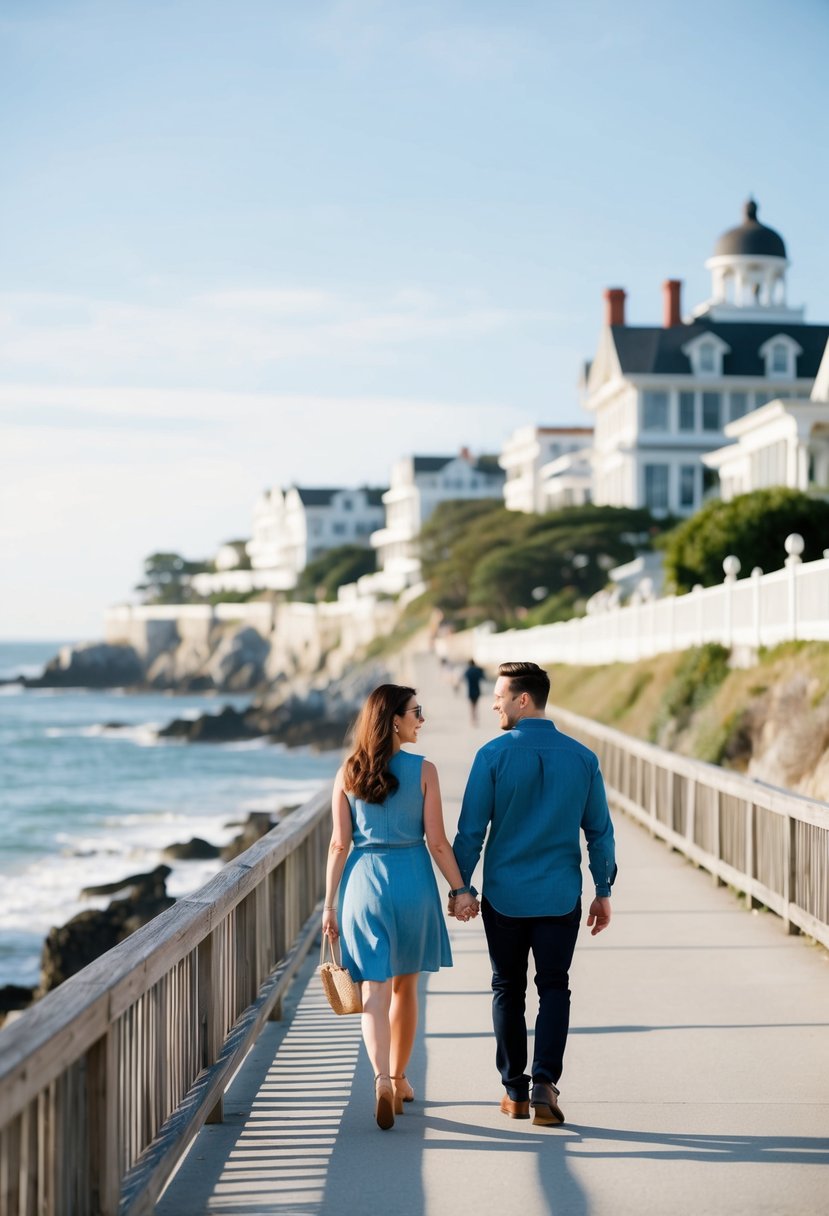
[
  {"x1": 648, "y1": 644, "x2": 730, "y2": 742},
  {"x1": 661, "y1": 488, "x2": 829, "y2": 592}
]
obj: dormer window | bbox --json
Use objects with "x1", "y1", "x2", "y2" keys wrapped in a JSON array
[
  {"x1": 699, "y1": 343, "x2": 716, "y2": 373},
  {"x1": 682, "y1": 331, "x2": 730, "y2": 377},
  {"x1": 771, "y1": 343, "x2": 788, "y2": 373},
  {"x1": 759, "y1": 334, "x2": 801, "y2": 379}
]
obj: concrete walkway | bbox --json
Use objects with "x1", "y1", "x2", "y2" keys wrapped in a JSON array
[{"x1": 158, "y1": 655, "x2": 829, "y2": 1216}]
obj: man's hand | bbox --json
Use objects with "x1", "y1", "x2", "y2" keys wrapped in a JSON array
[
  {"x1": 586, "y1": 897, "x2": 611, "y2": 936},
  {"x1": 447, "y1": 894, "x2": 479, "y2": 921},
  {"x1": 453, "y1": 892, "x2": 479, "y2": 922}
]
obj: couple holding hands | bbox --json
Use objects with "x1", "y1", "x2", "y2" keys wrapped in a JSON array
[{"x1": 322, "y1": 661, "x2": 617, "y2": 1131}]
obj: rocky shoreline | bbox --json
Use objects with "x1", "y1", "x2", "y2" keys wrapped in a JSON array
[
  {"x1": 0, "y1": 808, "x2": 301, "y2": 1026},
  {"x1": 1, "y1": 638, "x2": 396, "y2": 1028},
  {"x1": 8, "y1": 632, "x2": 390, "y2": 750},
  {"x1": 14, "y1": 629, "x2": 278, "y2": 694}
]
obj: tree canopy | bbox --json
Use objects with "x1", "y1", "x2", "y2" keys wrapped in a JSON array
[
  {"x1": 661, "y1": 488, "x2": 829, "y2": 592},
  {"x1": 135, "y1": 552, "x2": 210, "y2": 604},
  {"x1": 419, "y1": 500, "x2": 664, "y2": 627},
  {"x1": 293, "y1": 544, "x2": 377, "y2": 602}
]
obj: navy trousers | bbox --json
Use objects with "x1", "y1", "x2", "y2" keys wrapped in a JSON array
[{"x1": 481, "y1": 896, "x2": 581, "y2": 1100}]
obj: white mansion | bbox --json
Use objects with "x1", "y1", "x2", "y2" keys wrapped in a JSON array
[
  {"x1": 369, "y1": 450, "x2": 504, "y2": 593},
  {"x1": 191, "y1": 484, "x2": 385, "y2": 597},
  {"x1": 190, "y1": 452, "x2": 503, "y2": 600},
  {"x1": 502, "y1": 201, "x2": 829, "y2": 518}
]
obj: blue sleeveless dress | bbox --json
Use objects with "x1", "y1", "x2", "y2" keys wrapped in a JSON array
[{"x1": 338, "y1": 751, "x2": 453, "y2": 982}]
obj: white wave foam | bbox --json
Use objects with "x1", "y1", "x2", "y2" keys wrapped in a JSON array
[{"x1": 0, "y1": 771, "x2": 329, "y2": 984}]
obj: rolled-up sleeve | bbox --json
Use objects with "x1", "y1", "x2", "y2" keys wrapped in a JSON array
[
  {"x1": 582, "y1": 760, "x2": 617, "y2": 897},
  {"x1": 453, "y1": 748, "x2": 495, "y2": 888}
]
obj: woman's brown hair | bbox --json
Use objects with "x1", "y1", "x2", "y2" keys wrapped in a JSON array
[{"x1": 343, "y1": 684, "x2": 416, "y2": 803}]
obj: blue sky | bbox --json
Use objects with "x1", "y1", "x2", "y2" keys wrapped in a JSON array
[{"x1": 2, "y1": 0, "x2": 828, "y2": 637}]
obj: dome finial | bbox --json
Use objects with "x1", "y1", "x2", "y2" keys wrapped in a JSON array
[{"x1": 744, "y1": 198, "x2": 758, "y2": 222}]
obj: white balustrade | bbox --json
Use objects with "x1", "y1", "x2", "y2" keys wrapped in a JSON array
[{"x1": 475, "y1": 538, "x2": 829, "y2": 666}]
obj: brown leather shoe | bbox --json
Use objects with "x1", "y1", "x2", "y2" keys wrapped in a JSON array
[
  {"x1": 500, "y1": 1094, "x2": 530, "y2": 1119},
  {"x1": 530, "y1": 1081, "x2": 564, "y2": 1126}
]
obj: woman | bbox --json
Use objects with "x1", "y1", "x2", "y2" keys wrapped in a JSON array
[{"x1": 322, "y1": 684, "x2": 478, "y2": 1130}]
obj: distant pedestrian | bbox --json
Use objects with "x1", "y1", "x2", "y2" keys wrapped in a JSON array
[
  {"x1": 322, "y1": 685, "x2": 478, "y2": 1130},
  {"x1": 451, "y1": 660, "x2": 616, "y2": 1127},
  {"x1": 462, "y1": 659, "x2": 485, "y2": 724}
]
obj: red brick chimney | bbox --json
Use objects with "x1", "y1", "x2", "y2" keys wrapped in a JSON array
[
  {"x1": 604, "y1": 288, "x2": 626, "y2": 327},
  {"x1": 663, "y1": 279, "x2": 682, "y2": 328}
]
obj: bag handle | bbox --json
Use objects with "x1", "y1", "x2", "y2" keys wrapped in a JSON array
[{"x1": 320, "y1": 934, "x2": 343, "y2": 968}]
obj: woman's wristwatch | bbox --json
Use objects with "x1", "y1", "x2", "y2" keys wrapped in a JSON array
[{"x1": 449, "y1": 885, "x2": 473, "y2": 898}]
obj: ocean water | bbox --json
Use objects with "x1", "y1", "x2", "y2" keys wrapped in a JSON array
[{"x1": 0, "y1": 641, "x2": 340, "y2": 988}]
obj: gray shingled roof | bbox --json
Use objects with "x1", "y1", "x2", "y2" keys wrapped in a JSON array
[
  {"x1": 293, "y1": 487, "x2": 340, "y2": 506},
  {"x1": 413, "y1": 455, "x2": 455, "y2": 473},
  {"x1": 610, "y1": 321, "x2": 829, "y2": 378}
]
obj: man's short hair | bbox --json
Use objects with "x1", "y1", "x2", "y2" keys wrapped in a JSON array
[{"x1": 498, "y1": 661, "x2": 550, "y2": 708}]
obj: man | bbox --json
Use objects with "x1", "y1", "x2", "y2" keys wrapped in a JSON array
[{"x1": 451, "y1": 661, "x2": 616, "y2": 1126}]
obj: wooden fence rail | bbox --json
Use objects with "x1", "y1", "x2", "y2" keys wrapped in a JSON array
[
  {"x1": 0, "y1": 788, "x2": 331, "y2": 1216},
  {"x1": 552, "y1": 705, "x2": 829, "y2": 948}
]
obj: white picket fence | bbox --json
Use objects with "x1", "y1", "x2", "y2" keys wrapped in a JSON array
[{"x1": 475, "y1": 538, "x2": 829, "y2": 666}]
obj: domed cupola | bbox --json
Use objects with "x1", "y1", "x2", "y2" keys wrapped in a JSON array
[
  {"x1": 694, "y1": 198, "x2": 803, "y2": 323},
  {"x1": 713, "y1": 198, "x2": 787, "y2": 260}
]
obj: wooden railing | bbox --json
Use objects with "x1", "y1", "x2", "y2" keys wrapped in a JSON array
[
  {"x1": 0, "y1": 788, "x2": 331, "y2": 1216},
  {"x1": 552, "y1": 705, "x2": 829, "y2": 948}
]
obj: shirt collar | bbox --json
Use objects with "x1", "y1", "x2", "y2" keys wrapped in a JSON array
[{"x1": 512, "y1": 717, "x2": 555, "y2": 731}]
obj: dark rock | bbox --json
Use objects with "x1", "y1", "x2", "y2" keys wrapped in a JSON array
[
  {"x1": 154, "y1": 670, "x2": 364, "y2": 751},
  {"x1": 247, "y1": 694, "x2": 354, "y2": 751},
  {"x1": 41, "y1": 872, "x2": 175, "y2": 992},
  {"x1": 270, "y1": 716, "x2": 352, "y2": 750},
  {"x1": 221, "y1": 812, "x2": 277, "y2": 861},
  {"x1": 181, "y1": 674, "x2": 215, "y2": 692},
  {"x1": 0, "y1": 984, "x2": 35, "y2": 1016},
  {"x1": 25, "y1": 642, "x2": 144, "y2": 690},
  {"x1": 162, "y1": 837, "x2": 221, "y2": 861},
  {"x1": 81, "y1": 864, "x2": 172, "y2": 899},
  {"x1": 157, "y1": 705, "x2": 257, "y2": 743}
]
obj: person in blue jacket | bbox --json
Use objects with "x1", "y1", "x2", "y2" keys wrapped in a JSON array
[{"x1": 451, "y1": 660, "x2": 616, "y2": 1127}]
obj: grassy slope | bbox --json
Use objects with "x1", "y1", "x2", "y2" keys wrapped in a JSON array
[{"x1": 548, "y1": 641, "x2": 829, "y2": 775}]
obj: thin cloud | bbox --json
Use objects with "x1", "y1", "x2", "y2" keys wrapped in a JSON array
[
  {"x1": 195, "y1": 288, "x2": 335, "y2": 313},
  {"x1": 418, "y1": 22, "x2": 535, "y2": 80},
  {"x1": 0, "y1": 286, "x2": 556, "y2": 382}
]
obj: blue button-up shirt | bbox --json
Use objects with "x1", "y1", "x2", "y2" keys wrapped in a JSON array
[{"x1": 453, "y1": 718, "x2": 617, "y2": 917}]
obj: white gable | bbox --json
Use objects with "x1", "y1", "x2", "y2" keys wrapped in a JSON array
[{"x1": 812, "y1": 338, "x2": 829, "y2": 402}]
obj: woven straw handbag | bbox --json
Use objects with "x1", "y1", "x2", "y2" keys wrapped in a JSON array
[{"x1": 319, "y1": 936, "x2": 363, "y2": 1015}]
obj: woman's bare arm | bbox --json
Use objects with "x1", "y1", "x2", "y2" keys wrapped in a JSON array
[{"x1": 322, "y1": 767, "x2": 353, "y2": 939}]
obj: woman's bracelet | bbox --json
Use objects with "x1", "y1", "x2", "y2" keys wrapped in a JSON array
[{"x1": 323, "y1": 905, "x2": 335, "y2": 910}]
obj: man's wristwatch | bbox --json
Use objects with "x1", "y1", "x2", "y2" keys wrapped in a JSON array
[{"x1": 449, "y1": 885, "x2": 472, "y2": 897}]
